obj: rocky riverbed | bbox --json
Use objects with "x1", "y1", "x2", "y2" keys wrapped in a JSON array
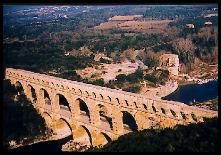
[{"x1": 62, "y1": 140, "x2": 90, "y2": 152}]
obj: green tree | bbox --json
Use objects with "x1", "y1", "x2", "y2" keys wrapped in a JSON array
[
  {"x1": 116, "y1": 74, "x2": 127, "y2": 83},
  {"x1": 93, "y1": 79, "x2": 105, "y2": 86},
  {"x1": 144, "y1": 57, "x2": 159, "y2": 68}
]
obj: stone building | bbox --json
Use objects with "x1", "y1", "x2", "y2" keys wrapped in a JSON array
[
  {"x1": 186, "y1": 24, "x2": 195, "y2": 29},
  {"x1": 204, "y1": 21, "x2": 212, "y2": 26},
  {"x1": 157, "y1": 54, "x2": 180, "y2": 76},
  {"x1": 94, "y1": 53, "x2": 113, "y2": 62}
]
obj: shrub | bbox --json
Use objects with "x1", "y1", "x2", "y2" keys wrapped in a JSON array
[
  {"x1": 93, "y1": 79, "x2": 105, "y2": 86},
  {"x1": 144, "y1": 57, "x2": 159, "y2": 68},
  {"x1": 144, "y1": 74, "x2": 158, "y2": 84},
  {"x1": 116, "y1": 74, "x2": 127, "y2": 82},
  {"x1": 123, "y1": 85, "x2": 141, "y2": 93}
]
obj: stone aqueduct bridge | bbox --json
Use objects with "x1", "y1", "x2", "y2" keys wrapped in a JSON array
[{"x1": 5, "y1": 68, "x2": 217, "y2": 147}]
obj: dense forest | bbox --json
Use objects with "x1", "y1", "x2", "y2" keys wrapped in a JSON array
[
  {"x1": 3, "y1": 5, "x2": 218, "y2": 75},
  {"x1": 87, "y1": 117, "x2": 218, "y2": 152}
]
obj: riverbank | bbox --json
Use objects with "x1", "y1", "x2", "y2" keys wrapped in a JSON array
[
  {"x1": 141, "y1": 80, "x2": 178, "y2": 98},
  {"x1": 176, "y1": 73, "x2": 218, "y2": 86},
  {"x1": 193, "y1": 97, "x2": 218, "y2": 111},
  {"x1": 62, "y1": 140, "x2": 90, "y2": 152}
]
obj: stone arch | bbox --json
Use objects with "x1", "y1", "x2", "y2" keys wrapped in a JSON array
[
  {"x1": 56, "y1": 94, "x2": 71, "y2": 112},
  {"x1": 78, "y1": 89, "x2": 82, "y2": 95},
  {"x1": 122, "y1": 111, "x2": 138, "y2": 132},
  {"x1": 85, "y1": 91, "x2": 89, "y2": 96},
  {"x1": 94, "y1": 104, "x2": 113, "y2": 130},
  {"x1": 134, "y1": 102, "x2": 138, "y2": 108},
  {"x1": 152, "y1": 105, "x2": 157, "y2": 113},
  {"x1": 54, "y1": 118, "x2": 73, "y2": 138},
  {"x1": 74, "y1": 98, "x2": 90, "y2": 122},
  {"x1": 14, "y1": 81, "x2": 24, "y2": 95},
  {"x1": 41, "y1": 112, "x2": 53, "y2": 128},
  {"x1": 71, "y1": 88, "x2": 75, "y2": 93},
  {"x1": 93, "y1": 132, "x2": 112, "y2": 147},
  {"x1": 161, "y1": 108, "x2": 166, "y2": 114},
  {"x1": 170, "y1": 109, "x2": 177, "y2": 118},
  {"x1": 125, "y1": 100, "x2": 129, "y2": 106},
  {"x1": 73, "y1": 125, "x2": 92, "y2": 146},
  {"x1": 143, "y1": 104, "x2": 147, "y2": 110},
  {"x1": 107, "y1": 96, "x2": 111, "y2": 102},
  {"x1": 180, "y1": 111, "x2": 187, "y2": 120},
  {"x1": 39, "y1": 88, "x2": 52, "y2": 106},
  {"x1": 116, "y1": 98, "x2": 120, "y2": 104},
  {"x1": 99, "y1": 94, "x2": 104, "y2": 100},
  {"x1": 66, "y1": 86, "x2": 69, "y2": 90},
  {"x1": 191, "y1": 113, "x2": 197, "y2": 122},
  {"x1": 92, "y1": 92, "x2": 96, "y2": 98},
  {"x1": 27, "y1": 84, "x2": 37, "y2": 103}
]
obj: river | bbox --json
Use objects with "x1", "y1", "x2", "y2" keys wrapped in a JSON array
[{"x1": 162, "y1": 80, "x2": 218, "y2": 105}]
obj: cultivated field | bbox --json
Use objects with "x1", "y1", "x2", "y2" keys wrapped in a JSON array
[
  {"x1": 94, "y1": 16, "x2": 175, "y2": 34},
  {"x1": 108, "y1": 15, "x2": 143, "y2": 21},
  {"x1": 118, "y1": 20, "x2": 174, "y2": 31}
]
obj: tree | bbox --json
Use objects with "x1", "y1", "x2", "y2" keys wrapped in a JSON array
[
  {"x1": 172, "y1": 38, "x2": 195, "y2": 64},
  {"x1": 172, "y1": 38, "x2": 195, "y2": 54},
  {"x1": 116, "y1": 74, "x2": 127, "y2": 83},
  {"x1": 120, "y1": 49, "x2": 137, "y2": 62},
  {"x1": 144, "y1": 74, "x2": 158, "y2": 84},
  {"x1": 144, "y1": 57, "x2": 159, "y2": 68},
  {"x1": 93, "y1": 79, "x2": 105, "y2": 86},
  {"x1": 123, "y1": 84, "x2": 141, "y2": 93}
]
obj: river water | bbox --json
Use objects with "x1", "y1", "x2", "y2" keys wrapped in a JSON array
[{"x1": 162, "y1": 80, "x2": 218, "y2": 105}]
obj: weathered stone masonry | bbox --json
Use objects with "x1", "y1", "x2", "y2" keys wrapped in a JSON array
[{"x1": 5, "y1": 68, "x2": 218, "y2": 147}]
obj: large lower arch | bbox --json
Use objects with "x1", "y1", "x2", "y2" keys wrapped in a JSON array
[
  {"x1": 122, "y1": 111, "x2": 138, "y2": 132},
  {"x1": 27, "y1": 84, "x2": 37, "y2": 103},
  {"x1": 14, "y1": 81, "x2": 24, "y2": 95},
  {"x1": 73, "y1": 125, "x2": 93, "y2": 146},
  {"x1": 39, "y1": 88, "x2": 52, "y2": 106},
  {"x1": 41, "y1": 112, "x2": 53, "y2": 128},
  {"x1": 54, "y1": 118, "x2": 73, "y2": 139},
  {"x1": 94, "y1": 104, "x2": 113, "y2": 130},
  {"x1": 75, "y1": 98, "x2": 90, "y2": 122},
  {"x1": 93, "y1": 132, "x2": 112, "y2": 147}
]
